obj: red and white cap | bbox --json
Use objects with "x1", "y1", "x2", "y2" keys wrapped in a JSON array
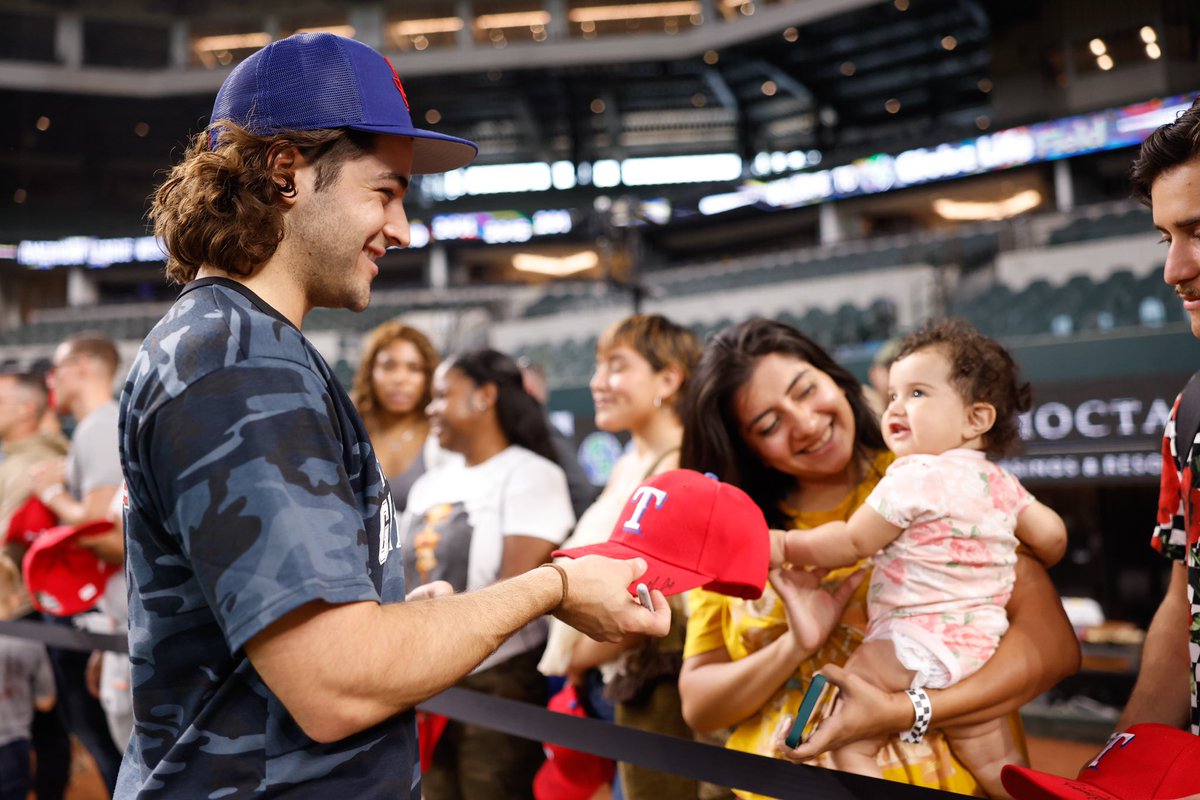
[
  {"x1": 553, "y1": 469, "x2": 769, "y2": 599},
  {"x1": 1002, "y1": 723, "x2": 1200, "y2": 799},
  {"x1": 22, "y1": 520, "x2": 119, "y2": 616}
]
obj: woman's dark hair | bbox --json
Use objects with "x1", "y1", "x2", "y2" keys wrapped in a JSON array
[
  {"x1": 1130, "y1": 95, "x2": 1200, "y2": 206},
  {"x1": 893, "y1": 317, "x2": 1031, "y2": 458},
  {"x1": 680, "y1": 318, "x2": 886, "y2": 528},
  {"x1": 446, "y1": 349, "x2": 560, "y2": 466}
]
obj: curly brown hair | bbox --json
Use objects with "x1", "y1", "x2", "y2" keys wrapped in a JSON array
[
  {"x1": 893, "y1": 318, "x2": 1031, "y2": 457},
  {"x1": 1130, "y1": 95, "x2": 1200, "y2": 206},
  {"x1": 150, "y1": 123, "x2": 377, "y2": 284},
  {"x1": 350, "y1": 322, "x2": 441, "y2": 425}
]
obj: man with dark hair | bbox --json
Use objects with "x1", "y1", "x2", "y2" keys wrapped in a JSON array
[
  {"x1": 1118, "y1": 96, "x2": 1200, "y2": 737},
  {"x1": 119, "y1": 32, "x2": 669, "y2": 798}
]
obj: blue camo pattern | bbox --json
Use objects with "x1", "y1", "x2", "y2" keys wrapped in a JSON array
[{"x1": 116, "y1": 278, "x2": 417, "y2": 798}]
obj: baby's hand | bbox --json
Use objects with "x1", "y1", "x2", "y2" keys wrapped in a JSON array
[{"x1": 769, "y1": 528, "x2": 788, "y2": 569}]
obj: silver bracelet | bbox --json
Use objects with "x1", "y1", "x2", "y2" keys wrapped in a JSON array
[{"x1": 900, "y1": 688, "x2": 932, "y2": 744}]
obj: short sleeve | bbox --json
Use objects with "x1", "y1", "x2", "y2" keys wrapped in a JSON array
[
  {"x1": 499, "y1": 455, "x2": 575, "y2": 544},
  {"x1": 72, "y1": 406, "x2": 123, "y2": 497},
  {"x1": 683, "y1": 588, "x2": 729, "y2": 660},
  {"x1": 33, "y1": 644, "x2": 55, "y2": 702},
  {"x1": 865, "y1": 455, "x2": 943, "y2": 529},
  {"x1": 141, "y1": 359, "x2": 380, "y2": 653}
]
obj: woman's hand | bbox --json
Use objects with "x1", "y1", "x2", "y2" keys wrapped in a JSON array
[
  {"x1": 773, "y1": 663, "x2": 912, "y2": 762},
  {"x1": 771, "y1": 566, "x2": 865, "y2": 654}
]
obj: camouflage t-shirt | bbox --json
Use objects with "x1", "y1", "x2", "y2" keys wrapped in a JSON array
[{"x1": 116, "y1": 278, "x2": 414, "y2": 798}]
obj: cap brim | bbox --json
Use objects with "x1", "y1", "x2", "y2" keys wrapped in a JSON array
[
  {"x1": 1000, "y1": 765, "x2": 1122, "y2": 800},
  {"x1": 553, "y1": 540, "x2": 714, "y2": 597},
  {"x1": 350, "y1": 123, "x2": 478, "y2": 174}
]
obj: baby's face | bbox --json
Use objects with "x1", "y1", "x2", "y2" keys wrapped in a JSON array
[{"x1": 882, "y1": 349, "x2": 978, "y2": 458}]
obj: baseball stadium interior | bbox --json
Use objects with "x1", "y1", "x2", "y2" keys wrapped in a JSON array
[{"x1": 2, "y1": 0, "x2": 1199, "y2": 793}]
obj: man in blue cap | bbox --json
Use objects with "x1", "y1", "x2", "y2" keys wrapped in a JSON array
[{"x1": 117, "y1": 33, "x2": 670, "y2": 798}]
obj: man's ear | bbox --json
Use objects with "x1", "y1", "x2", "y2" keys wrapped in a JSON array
[
  {"x1": 965, "y1": 402, "x2": 996, "y2": 441},
  {"x1": 267, "y1": 142, "x2": 302, "y2": 205}
]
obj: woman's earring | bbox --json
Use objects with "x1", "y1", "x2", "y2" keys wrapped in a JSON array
[{"x1": 653, "y1": 396, "x2": 663, "y2": 409}]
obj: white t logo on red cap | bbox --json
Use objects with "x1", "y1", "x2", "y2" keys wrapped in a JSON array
[
  {"x1": 624, "y1": 487, "x2": 667, "y2": 535},
  {"x1": 1087, "y1": 732, "x2": 1134, "y2": 770}
]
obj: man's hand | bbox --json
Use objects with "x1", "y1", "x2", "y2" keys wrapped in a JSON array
[
  {"x1": 29, "y1": 459, "x2": 66, "y2": 497},
  {"x1": 553, "y1": 555, "x2": 671, "y2": 642}
]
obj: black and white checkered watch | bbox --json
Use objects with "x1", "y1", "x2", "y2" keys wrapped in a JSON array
[{"x1": 900, "y1": 688, "x2": 932, "y2": 744}]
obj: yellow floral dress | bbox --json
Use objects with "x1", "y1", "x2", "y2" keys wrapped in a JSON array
[{"x1": 682, "y1": 451, "x2": 1027, "y2": 798}]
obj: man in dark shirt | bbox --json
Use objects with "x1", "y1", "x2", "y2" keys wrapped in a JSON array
[{"x1": 118, "y1": 32, "x2": 669, "y2": 799}]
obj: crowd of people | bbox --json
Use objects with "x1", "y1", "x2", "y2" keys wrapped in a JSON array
[{"x1": 3, "y1": 29, "x2": 1200, "y2": 800}]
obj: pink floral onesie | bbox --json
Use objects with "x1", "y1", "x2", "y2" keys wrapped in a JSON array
[{"x1": 864, "y1": 448, "x2": 1031, "y2": 689}]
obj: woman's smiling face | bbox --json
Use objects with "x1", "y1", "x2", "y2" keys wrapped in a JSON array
[{"x1": 734, "y1": 352, "x2": 857, "y2": 482}]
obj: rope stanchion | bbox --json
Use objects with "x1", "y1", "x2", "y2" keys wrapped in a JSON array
[
  {"x1": 420, "y1": 687, "x2": 957, "y2": 800},
  {"x1": 0, "y1": 618, "x2": 960, "y2": 798},
  {"x1": 0, "y1": 618, "x2": 128, "y2": 654}
]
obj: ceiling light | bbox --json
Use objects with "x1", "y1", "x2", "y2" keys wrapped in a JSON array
[
  {"x1": 885, "y1": 98, "x2": 901, "y2": 114},
  {"x1": 193, "y1": 32, "x2": 271, "y2": 52},
  {"x1": 1140, "y1": 26, "x2": 1157, "y2": 44},
  {"x1": 783, "y1": 27, "x2": 798, "y2": 42},
  {"x1": 13, "y1": 189, "x2": 27, "y2": 204},
  {"x1": 840, "y1": 61, "x2": 856, "y2": 76},
  {"x1": 933, "y1": 189, "x2": 1042, "y2": 221},
  {"x1": 1146, "y1": 42, "x2": 1161, "y2": 59},
  {"x1": 941, "y1": 35, "x2": 957, "y2": 50},
  {"x1": 1097, "y1": 53, "x2": 1114, "y2": 70},
  {"x1": 975, "y1": 115, "x2": 990, "y2": 130},
  {"x1": 1088, "y1": 38, "x2": 1106, "y2": 56},
  {"x1": 703, "y1": 49, "x2": 719, "y2": 64},
  {"x1": 570, "y1": 2, "x2": 700, "y2": 23},
  {"x1": 392, "y1": 17, "x2": 464, "y2": 36},
  {"x1": 761, "y1": 80, "x2": 777, "y2": 96},
  {"x1": 476, "y1": 11, "x2": 551, "y2": 29},
  {"x1": 893, "y1": 0, "x2": 909, "y2": 10},
  {"x1": 977, "y1": 77, "x2": 993, "y2": 93},
  {"x1": 134, "y1": 122, "x2": 150, "y2": 137},
  {"x1": 691, "y1": 92, "x2": 707, "y2": 107},
  {"x1": 35, "y1": 116, "x2": 50, "y2": 131},
  {"x1": 513, "y1": 251, "x2": 599, "y2": 276},
  {"x1": 590, "y1": 98, "x2": 606, "y2": 114},
  {"x1": 425, "y1": 109, "x2": 441, "y2": 124}
]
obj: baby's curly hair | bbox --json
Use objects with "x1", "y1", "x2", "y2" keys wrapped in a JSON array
[{"x1": 894, "y1": 318, "x2": 1031, "y2": 457}]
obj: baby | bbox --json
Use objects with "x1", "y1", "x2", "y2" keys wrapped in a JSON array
[{"x1": 776, "y1": 318, "x2": 1065, "y2": 798}]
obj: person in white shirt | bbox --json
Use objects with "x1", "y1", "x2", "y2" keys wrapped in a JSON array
[{"x1": 401, "y1": 348, "x2": 575, "y2": 800}]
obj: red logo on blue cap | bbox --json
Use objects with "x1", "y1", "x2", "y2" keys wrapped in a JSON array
[{"x1": 384, "y1": 58, "x2": 410, "y2": 111}]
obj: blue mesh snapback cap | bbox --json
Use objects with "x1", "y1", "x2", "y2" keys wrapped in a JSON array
[{"x1": 210, "y1": 32, "x2": 477, "y2": 174}]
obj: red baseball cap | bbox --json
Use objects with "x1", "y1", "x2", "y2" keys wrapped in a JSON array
[
  {"x1": 5, "y1": 496, "x2": 57, "y2": 547},
  {"x1": 553, "y1": 469, "x2": 769, "y2": 599},
  {"x1": 1001, "y1": 724, "x2": 1200, "y2": 799},
  {"x1": 21, "y1": 520, "x2": 119, "y2": 616},
  {"x1": 533, "y1": 684, "x2": 614, "y2": 800}
]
